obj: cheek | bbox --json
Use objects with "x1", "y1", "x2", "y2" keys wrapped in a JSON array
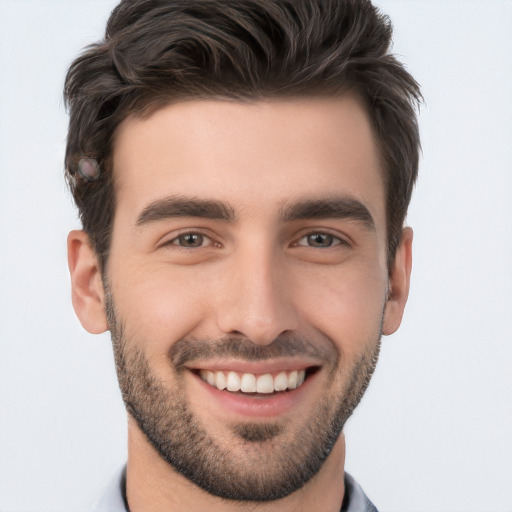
[
  {"x1": 294, "y1": 263, "x2": 386, "y2": 356},
  {"x1": 109, "y1": 263, "x2": 213, "y2": 355}
]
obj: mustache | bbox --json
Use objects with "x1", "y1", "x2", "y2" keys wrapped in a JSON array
[{"x1": 169, "y1": 333, "x2": 338, "y2": 369}]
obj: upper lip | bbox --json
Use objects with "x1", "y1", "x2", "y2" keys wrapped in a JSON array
[{"x1": 185, "y1": 357, "x2": 322, "y2": 375}]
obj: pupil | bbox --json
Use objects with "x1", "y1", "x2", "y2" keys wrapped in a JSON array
[
  {"x1": 182, "y1": 234, "x2": 202, "y2": 247},
  {"x1": 309, "y1": 234, "x2": 332, "y2": 247}
]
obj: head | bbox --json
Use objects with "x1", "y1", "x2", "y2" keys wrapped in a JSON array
[{"x1": 65, "y1": 0, "x2": 420, "y2": 505}]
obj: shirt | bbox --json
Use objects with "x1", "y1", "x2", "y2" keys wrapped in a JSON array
[{"x1": 92, "y1": 465, "x2": 378, "y2": 512}]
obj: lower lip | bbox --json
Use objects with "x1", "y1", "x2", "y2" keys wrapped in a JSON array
[{"x1": 190, "y1": 370, "x2": 319, "y2": 418}]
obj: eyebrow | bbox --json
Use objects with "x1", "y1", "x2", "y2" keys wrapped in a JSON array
[
  {"x1": 136, "y1": 194, "x2": 375, "y2": 231},
  {"x1": 136, "y1": 195, "x2": 236, "y2": 225},
  {"x1": 280, "y1": 197, "x2": 376, "y2": 230}
]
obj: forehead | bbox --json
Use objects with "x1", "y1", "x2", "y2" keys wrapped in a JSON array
[{"x1": 111, "y1": 96, "x2": 385, "y2": 228}]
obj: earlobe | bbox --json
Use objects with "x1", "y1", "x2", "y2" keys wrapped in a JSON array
[
  {"x1": 382, "y1": 227, "x2": 413, "y2": 335},
  {"x1": 67, "y1": 230, "x2": 109, "y2": 334}
]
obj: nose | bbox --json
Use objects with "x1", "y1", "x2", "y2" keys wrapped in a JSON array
[{"x1": 215, "y1": 246, "x2": 299, "y2": 345}]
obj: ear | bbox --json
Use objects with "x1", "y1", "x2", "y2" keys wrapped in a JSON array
[
  {"x1": 67, "y1": 230, "x2": 109, "y2": 334},
  {"x1": 382, "y1": 227, "x2": 413, "y2": 335}
]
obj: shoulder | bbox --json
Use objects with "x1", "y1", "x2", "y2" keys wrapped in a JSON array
[{"x1": 342, "y1": 472, "x2": 379, "y2": 512}]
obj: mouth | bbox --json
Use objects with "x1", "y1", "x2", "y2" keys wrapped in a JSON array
[
  {"x1": 194, "y1": 367, "x2": 319, "y2": 395},
  {"x1": 186, "y1": 359, "x2": 323, "y2": 418}
]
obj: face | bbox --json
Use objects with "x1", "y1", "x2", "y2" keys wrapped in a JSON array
[{"x1": 74, "y1": 96, "x2": 411, "y2": 501}]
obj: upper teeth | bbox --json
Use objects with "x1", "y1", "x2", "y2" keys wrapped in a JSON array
[{"x1": 199, "y1": 369, "x2": 306, "y2": 393}]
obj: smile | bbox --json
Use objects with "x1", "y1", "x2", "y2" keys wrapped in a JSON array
[{"x1": 198, "y1": 369, "x2": 307, "y2": 394}]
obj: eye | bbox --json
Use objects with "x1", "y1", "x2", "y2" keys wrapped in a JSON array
[
  {"x1": 170, "y1": 232, "x2": 210, "y2": 248},
  {"x1": 296, "y1": 232, "x2": 343, "y2": 248}
]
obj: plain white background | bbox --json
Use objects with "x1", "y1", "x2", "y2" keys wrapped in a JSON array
[{"x1": 0, "y1": 1, "x2": 511, "y2": 511}]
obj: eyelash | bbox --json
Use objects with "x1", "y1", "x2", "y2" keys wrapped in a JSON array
[
  {"x1": 293, "y1": 232, "x2": 348, "y2": 249},
  {"x1": 166, "y1": 231, "x2": 217, "y2": 249}
]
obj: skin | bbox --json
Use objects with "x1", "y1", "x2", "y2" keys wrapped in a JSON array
[{"x1": 68, "y1": 96, "x2": 413, "y2": 512}]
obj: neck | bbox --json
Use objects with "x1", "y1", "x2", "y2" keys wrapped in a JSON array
[{"x1": 125, "y1": 418, "x2": 346, "y2": 512}]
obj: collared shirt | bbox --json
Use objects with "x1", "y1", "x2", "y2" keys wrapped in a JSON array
[{"x1": 92, "y1": 466, "x2": 378, "y2": 512}]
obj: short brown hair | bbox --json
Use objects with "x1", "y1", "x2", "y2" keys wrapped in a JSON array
[{"x1": 64, "y1": 0, "x2": 421, "y2": 272}]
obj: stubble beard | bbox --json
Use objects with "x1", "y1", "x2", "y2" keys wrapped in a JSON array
[{"x1": 106, "y1": 292, "x2": 382, "y2": 502}]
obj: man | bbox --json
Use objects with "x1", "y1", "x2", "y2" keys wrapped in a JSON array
[{"x1": 65, "y1": 0, "x2": 420, "y2": 510}]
